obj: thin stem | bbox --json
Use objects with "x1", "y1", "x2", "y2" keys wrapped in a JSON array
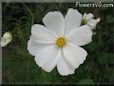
[{"x1": 22, "y1": 3, "x2": 34, "y2": 25}]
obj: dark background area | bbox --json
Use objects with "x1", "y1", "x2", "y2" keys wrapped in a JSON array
[{"x1": 2, "y1": 2, "x2": 114, "y2": 85}]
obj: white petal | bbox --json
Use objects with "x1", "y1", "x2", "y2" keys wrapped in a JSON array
[
  {"x1": 63, "y1": 43, "x2": 87, "y2": 68},
  {"x1": 31, "y1": 24, "x2": 56, "y2": 43},
  {"x1": 57, "y1": 51, "x2": 75, "y2": 76},
  {"x1": 96, "y1": 18, "x2": 100, "y2": 22},
  {"x1": 83, "y1": 13, "x2": 87, "y2": 19},
  {"x1": 66, "y1": 25, "x2": 92, "y2": 46},
  {"x1": 86, "y1": 13, "x2": 94, "y2": 20},
  {"x1": 88, "y1": 18, "x2": 100, "y2": 29},
  {"x1": 27, "y1": 39, "x2": 51, "y2": 56},
  {"x1": 65, "y1": 8, "x2": 82, "y2": 35},
  {"x1": 35, "y1": 45, "x2": 60, "y2": 72},
  {"x1": 43, "y1": 11, "x2": 65, "y2": 36}
]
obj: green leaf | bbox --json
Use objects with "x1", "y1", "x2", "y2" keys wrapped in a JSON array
[
  {"x1": 96, "y1": 52, "x2": 114, "y2": 64},
  {"x1": 77, "y1": 79, "x2": 95, "y2": 85},
  {"x1": 106, "y1": 15, "x2": 114, "y2": 23}
]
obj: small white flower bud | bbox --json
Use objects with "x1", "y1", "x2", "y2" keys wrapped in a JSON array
[{"x1": 0, "y1": 32, "x2": 12, "y2": 47}]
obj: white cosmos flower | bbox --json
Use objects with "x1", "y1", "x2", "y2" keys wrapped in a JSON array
[
  {"x1": 0, "y1": 32, "x2": 12, "y2": 47},
  {"x1": 82, "y1": 13, "x2": 100, "y2": 30},
  {"x1": 27, "y1": 8, "x2": 93, "y2": 76}
]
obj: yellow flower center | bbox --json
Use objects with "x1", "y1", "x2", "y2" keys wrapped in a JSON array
[{"x1": 56, "y1": 37, "x2": 66, "y2": 48}]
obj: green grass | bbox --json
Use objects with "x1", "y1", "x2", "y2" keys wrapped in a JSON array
[{"x1": 2, "y1": 3, "x2": 114, "y2": 85}]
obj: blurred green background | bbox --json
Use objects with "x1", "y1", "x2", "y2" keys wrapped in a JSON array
[{"x1": 2, "y1": 2, "x2": 114, "y2": 85}]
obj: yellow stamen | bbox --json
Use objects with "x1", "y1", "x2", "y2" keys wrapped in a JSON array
[{"x1": 56, "y1": 37, "x2": 66, "y2": 48}]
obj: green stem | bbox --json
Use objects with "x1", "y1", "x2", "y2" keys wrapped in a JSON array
[{"x1": 22, "y1": 3, "x2": 34, "y2": 25}]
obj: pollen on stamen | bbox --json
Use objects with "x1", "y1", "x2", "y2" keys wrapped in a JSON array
[{"x1": 56, "y1": 37, "x2": 66, "y2": 48}]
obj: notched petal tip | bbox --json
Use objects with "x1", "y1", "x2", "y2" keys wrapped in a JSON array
[
  {"x1": 35, "y1": 57, "x2": 52, "y2": 72},
  {"x1": 68, "y1": 8, "x2": 82, "y2": 17},
  {"x1": 57, "y1": 65, "x2": 75, "y2": 76},
  {"x1": 42, "y1": 11, "x2": 63, "y2": 22},
  {"x1": 59, "y1": 71, "x2": 75, "y2": 76}
]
